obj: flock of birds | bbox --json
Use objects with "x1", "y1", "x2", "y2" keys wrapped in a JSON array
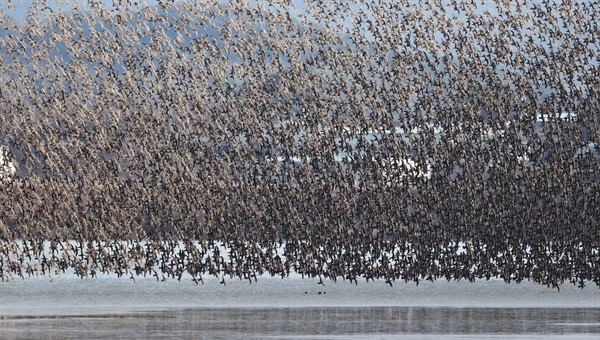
[{"x1": 0, "y1": 0, "x2": 598, "y2": 290}]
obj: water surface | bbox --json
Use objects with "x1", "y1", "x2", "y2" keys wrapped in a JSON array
[{"x1": 0, "y1": 275, "x2": 598, "y2": 339}]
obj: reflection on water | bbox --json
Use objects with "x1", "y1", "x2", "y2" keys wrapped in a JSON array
[
  {"x1": 0, "y1": 275, "x2": 598, "y2": 339},
  {"x1": 1, "y1": 307, "x2": 599, "y2": 339}
]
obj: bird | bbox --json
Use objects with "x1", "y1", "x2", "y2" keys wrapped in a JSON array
[{"x1": 0, "y1": 0, "x2": 596, "y2": 292}]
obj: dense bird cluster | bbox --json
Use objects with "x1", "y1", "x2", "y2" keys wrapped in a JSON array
[{"x1": 0, "y1": 0, "x2": 598, "y2": 289}]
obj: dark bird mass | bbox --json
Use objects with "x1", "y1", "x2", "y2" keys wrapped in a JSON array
[{"x1": 0, "y1": 0, "x2": 598, "y2": 290}]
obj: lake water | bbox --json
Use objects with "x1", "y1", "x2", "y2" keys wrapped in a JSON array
[{"x1": 0, "y1": 274, "x2": 598, "y2": 339}]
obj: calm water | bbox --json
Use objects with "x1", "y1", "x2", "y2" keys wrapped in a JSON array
[{"x1": 0, "y1": 274, "x2": 598, "y2": 339}]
